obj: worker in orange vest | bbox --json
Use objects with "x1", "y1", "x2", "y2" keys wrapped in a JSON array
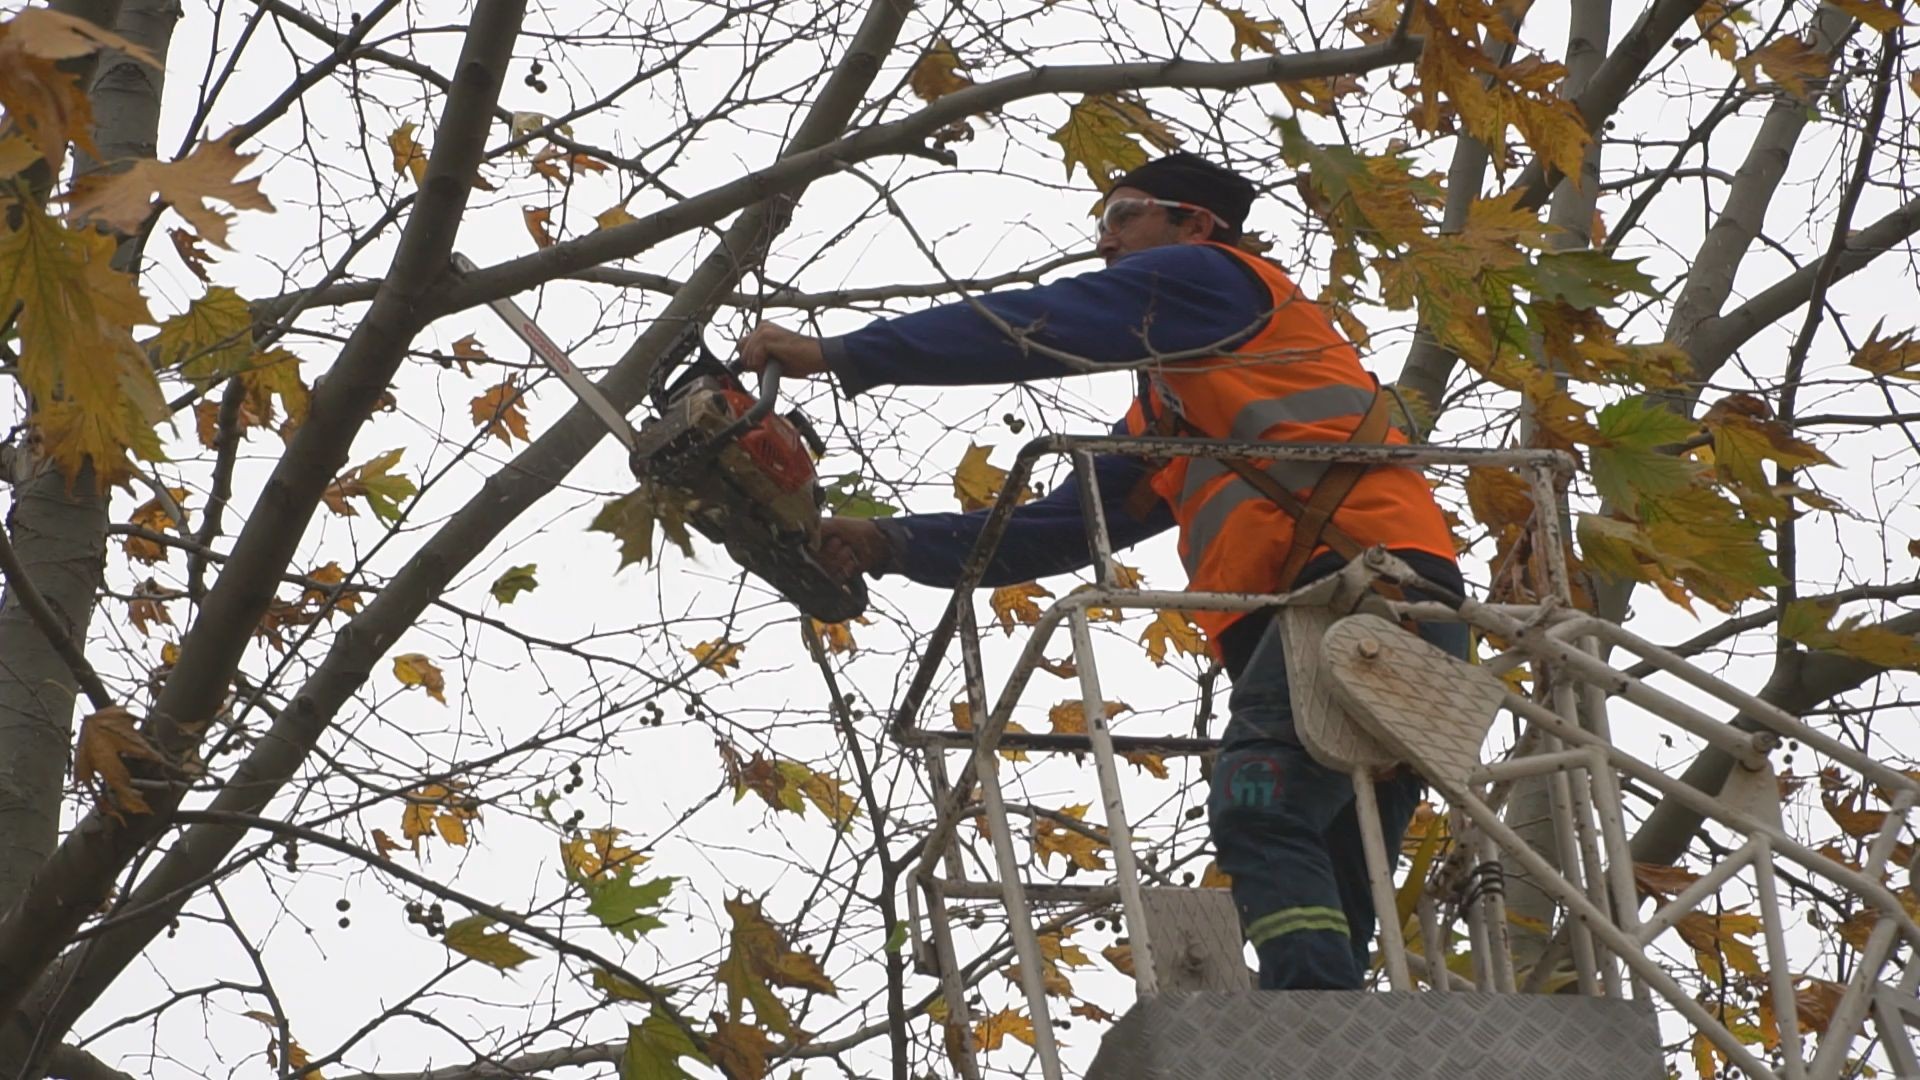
[{"x1": 740, "y1": 152, "x2": 1466, "y2": 991}]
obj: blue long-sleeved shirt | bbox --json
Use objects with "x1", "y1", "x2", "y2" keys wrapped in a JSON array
[{"x1": 824, "y1": 244, "x2": 1270, "y2": 588}]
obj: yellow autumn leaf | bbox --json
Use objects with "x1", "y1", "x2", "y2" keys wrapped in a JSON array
[
  {"x1": 1465, "y1": 467, "x2": 1535, "y2": 534},
  {"x1": 388, "y1": 122, "x2": 428, "y2": 186},
  {"x1": 1734, "y1": 35, "x2": 1831, "y2": 100},
  {"x1": 1201, "y1": 860, "x2": 1233, "y2": 888},
  {"x1": 808, "y1": 615, "x2": 869, "y2": 654},
  {"x1": 0, "y1": 197, "x2": 167, "y2": 484},
  {"x1": 470, "y1": 378, "x2": 531, "y2": 445},
  {"x1": 1204, "y1": 0, "x2": 1282, "y2": 57},
  {"x1": 0, "y1": 8, "x2": 158, "y2": 166},
  {"x1": 908, "y1": 36, "x2": 973, "y2": 101},
  {"x1": 66, "y1": 133, "x2": 272, "y2": 248},
  {"x1": 689, "y1": 638, "x2": 744, "y2": 673},
  {"x1": 1124, "y1": 750, "x2": 1169, "y2": 778},
  {"x1": 950, "y1": 700, "x2": 1031, "y2": 761},
  {"x1": 594, "y1": 204, "x2": 637, "y2": 230},
  {"x1": 148, "y1": 284, "x2": 254, "y2": 385},
  {"x1": 562, "y1": 827, "x2": 643, "y2": 878},
  {"x1": 0, "y1": 133, "x2": 41, "y2": 178},
  {"x1": 1102, "y1": 942, "x2": 1134, "y2": 975},
  {"x1": 323, "y1": 448, "x2": 417, "y2": 523},
  {"x1": 1828, "y1": 0, "x2": 1909, "y2": 32},
  {"x1": 1851, "y1": 323, "x2": 1920, "y2": 378},
  {"x1": 443, "y1": 915, "x2": 535, "y2": 970},
  {"x1": 1049, "y1": 93, "x2": 1178, "y2": 192},
  {"x1": 1139, "y1": 609, "x2": 1206, "y2": 665},
  {"x1": 989, "y1": 581, "x2": 1053, "y2": 635},
  {"x1": 1033, "y1": 803, "x2": 1108, "y2": 871},
  {"x1": 953, "y1": 442, "x2": 1014, "y2": 510},
  {"x1": 972, "y1": 1007, "x2": 1039, "y2": 1051},
  {"x1": 121, "y1": 488, "x2": 188, "y2": 564},
  {"x1": 393, "y1": 653, "x2": 448, "y2": 704},
  {"x1": 74, "y1": 706, "x2": 162, "y2": 818},
  {"x1": 1047, "y1": 698, "x2": 1128, "y2": 735}
]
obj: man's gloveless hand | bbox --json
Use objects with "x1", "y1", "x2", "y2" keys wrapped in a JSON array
[
  {"x1": 818, "y1": 518, "x2": 889, "y2": 582},
  {"x1": 739, "y1": 322, "x2": 828, "y2": 377}
]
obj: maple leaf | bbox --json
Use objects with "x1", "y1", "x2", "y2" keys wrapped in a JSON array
[
  {"x1": 989, "y1": 581, "x2": 1053, "y2": 635},
  {"x1": 707, "y1": 1021, "x2": 776, "y2": 1080},
  {"x1": 1675, "y1": 910, "x2": 1764, "y2": 985},
  {"x1": 0, "y1": 198, "x2": 167, "y2": 483},
  {"x1": 909, "y1": 36, "x2": 973, "y2": 101},
  {"x1": 148, "y1": 284, "x2": 254, "y2": 385},
  {"x1": 823, "y1": 473, "x2": 899, "y2": 518},
  {"x1": 127, "y1": 578, "x2": 174, "y2": 637},
  {"x1": 590, "y1": 484, "x2": 697, "y2": 568},
  {"x1": 1734, "y1": 35, "x2": 1832, "y2": 101},
  {"x1": 1033, "y1": 803, "x2": 1109, "y2": 871},
  {"x1": 718, "y1": 895, "x2": 836, "y2": 1037},
  {"x1": 953, "y1": 442, "x2": 1013, "y2": 510},
  {"x1": 1692, "y1": 0, "x2": 1748, "y2": 62},
  {"x1": 1204, "y1": 0, "x2": 1282, "y2": 57},
  {"x1": 323, "y1": 449, "x2": 417, "y2": 522},
  {"x1": 1004, "y1": 959, "x2": 1074, "y2": 997},
  {"x1": 1049, "y1": 93, "x2": 1178, "y2": 192},
  {"x1": 1201, "y1": 859, "x2": 1233, "y2": 888},
  {"x1": 169, "y1": 227, "x2": 214, "y2": 282},
  {"x1": 800, "y1": 768, "x2": 860, "y2": 829},
  {"x1": 0, "y1": 133, "x2": 41, "y2": 178},
  {"x1": 622, "y1": 1011, "x2": 710, "y2": 1080},
  {"x1": 301, "y1": 561, "x2": 363, "y2": 617},
  {"x1": 1851, "y1": 322, "x2": 1920, "y2": 378},
  {"x1": 524, "y1": 205, "x2": 556, "y2": 247},
  {"x1": 594, "y1": 204, "x2": 637, "y2": 231},
  {"x1": 1632, "y1": 862, "x2": 1703, "y2": 898},
  {"x1": 1047, "y1": 699, "x2": 1128, "y2": 735},
  {"x1": 443, "y1": 915, "x2": 535, "y2": 970},
  {"x1": 973, "y1": 1007, "x2": 1039, "y2": 1052},
  {"x1": 489, "y1": 563, "x2": 539, "y2": 604},
  {"x1": 561, "y1": 827, "x2": 644, "y2": 879},
  {"x1": 950, "y1": 700, "x2": 1031, "y2": 761},
  {"x1": 388, "y1": 122, "x2": 428, "y2": 186},
  {"x1": 1464, "y1": 467, "x2": 1534, "y2": 535},
  {"x1": 371, "y1": 829, "x2": 404, "y2": 857},
  {"x1": 66, "y1": 133, "x2": 273, "y2": 247},
  {"x1": 470, "y1": 378, "x2": 531, "y2": 445},
  {"x1": 689, "y1": 638, "x2": 743, "y2": 674},
  {"x1": 583, "y1": 869, "x2": 675, "y2": 941},
  {"x1": 1124, "y1": 750, "x2": 1169, "y2": 778},
  {"x1": 1139, "y1": 609, "x2": 1205, "y2": 665},
  {"x1": 1278, "y1": 75, "x2": 1365, "y2": 117},
  {"x1": 808, "y1": 615, "x2": 867, "y2": 654},
  {"x1": 74, "y1": 706, "x2": 163, "y2": 818},
  {"x1": 1589, "y1": 396, "x2": 1699, "y2": 508},
  {"x1": 121, "y1": 488, "x2": 188, "y2": 563},
  {"x1": 1102, "y1": 942, "x2": 1134, "y2": 974},
  {"x1": 393, "y1": 653, "x2": 448, "y2": 703}
]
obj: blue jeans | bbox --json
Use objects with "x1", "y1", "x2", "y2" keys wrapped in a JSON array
[{"x1": 1207, "y1": 567, "x2": 1470, "y2": 990}]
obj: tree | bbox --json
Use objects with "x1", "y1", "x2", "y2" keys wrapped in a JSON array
[{"x1": 0, "y1": 0, "x2": 1915, "y2": 1076}]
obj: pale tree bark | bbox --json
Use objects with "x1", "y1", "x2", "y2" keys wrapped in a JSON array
[
  {"x1": 0, "y1": 4, "x2": 529, "y2": 1066},
  {"x1": 0, "y1": 0, "x2": 146, "y2": 908}
]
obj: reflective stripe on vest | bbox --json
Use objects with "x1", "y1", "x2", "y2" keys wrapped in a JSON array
[{"x1": 1175, "y1": 382, "x2": 1376, "y2": 505}]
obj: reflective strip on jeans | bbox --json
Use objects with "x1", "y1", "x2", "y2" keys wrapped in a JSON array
[{"x1": 1246, "y1": 905, "x2": 1352, "y2": 946}]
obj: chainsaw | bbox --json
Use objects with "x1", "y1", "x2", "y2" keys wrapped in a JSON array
[{"x1": 453, "y1": 254, "x2": 868, "y2": 623}]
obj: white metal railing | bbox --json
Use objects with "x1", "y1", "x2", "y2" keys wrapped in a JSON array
[{"x1": 887, "y1": 435, "x2": 1920, "y2": 1080}]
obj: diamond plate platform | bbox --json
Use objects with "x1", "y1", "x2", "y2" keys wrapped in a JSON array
[
  {"x1": 1322, "y1": 615, "x2": 1506, "y2": 797},
  {"x1": 1086, "y1": 992, "x2": 1663, "y2": 1079},
  {"x1": 1283, "y1": 605, "x2": 1397, "y2": 771}
]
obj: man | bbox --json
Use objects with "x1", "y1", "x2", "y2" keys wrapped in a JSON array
[{"x1": 739, "y1": 152, "x2": 1465, "y2": 991}]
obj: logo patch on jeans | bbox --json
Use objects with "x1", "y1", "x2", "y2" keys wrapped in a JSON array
[{"x1": 1222, "y1": 754, "x2": 1285, "y2": 809}]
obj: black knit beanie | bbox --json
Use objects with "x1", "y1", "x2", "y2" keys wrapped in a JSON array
[{"x1": 1112, "y1": 151, "x2": 1256, "y2": 238}]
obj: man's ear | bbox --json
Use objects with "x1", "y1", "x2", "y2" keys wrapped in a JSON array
[{"x1": 1179, "y1": 212, "x2": 1217, "y2": 244}]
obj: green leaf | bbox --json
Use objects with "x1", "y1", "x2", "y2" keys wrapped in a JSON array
[
  {"x1": 1525, "y1": 250, "x2": 1657, "y2": 309},
  {"x1": 443, "y1": 915, "x2": 536, "y2": 970},
  {"x1": 586, "y1": 871, "x2": 676, "y2": 941},
  {"x1": 621, "y1": 1012, "x2": 709, "y2": 1080},
  {"x1": 590, "y1": 488, "x2": 656, "y2": 569},
  {"x1": 339, "y1": 448, "x2": 417, "y2": 523},
  {"x1": 594, "y1": 968, "x2": 660, "y2": 1002},
  {"x1": 1590, "y1": 445, "x2": 1695, "y2": 508},
  {"x1": 489, "y1": 563, "x2": 538, "y2": 604},
  {"x1": 1597, "y1": 395, "x2": 1698, "y2": 451},
  {"x1": 1780, "y1": 599, "x2": 1837, "y2": 644},
  {"x1": 148, "y1": 285, "x2": 254, "y2": 386},
  {"x1": 824, "y1": 474, "x2": 898, "y2": 519},
  {"x1": 884, "y1": 921, "x2": 909, "y2": 954}
]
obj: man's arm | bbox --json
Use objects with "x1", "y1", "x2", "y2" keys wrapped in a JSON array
[
  {"x1": 739, "y1": 244, "x2": 1270, "y2": 394},
  {"x1": 830, "y1": 450, "x2": 1174, "y2": 589}
]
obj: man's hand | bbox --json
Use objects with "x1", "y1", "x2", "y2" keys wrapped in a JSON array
[
  {"x1": 817, "y1": 517, "x2": 891, "y2": 582},
  {"x1": 739, "y1": 321, "x2": 827, "y2": 378}
]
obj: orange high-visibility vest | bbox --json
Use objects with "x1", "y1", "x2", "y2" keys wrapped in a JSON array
[{"x1": 1122, "y1": 243, "x2": 1457, "y2": 652}]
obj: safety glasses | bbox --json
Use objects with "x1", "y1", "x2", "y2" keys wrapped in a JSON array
[{"x1": 1098, "y1": 196, "x2": 1218, "y2": 236}]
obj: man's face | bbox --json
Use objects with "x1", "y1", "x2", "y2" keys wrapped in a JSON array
[{"x1": 1094, "y1": 185, "x2": 1216, "y2": 265}]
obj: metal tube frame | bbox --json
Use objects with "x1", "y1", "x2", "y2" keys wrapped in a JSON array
[{"x1": 889, "y1": 434, "x2": 1920, "y2": 1080}]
